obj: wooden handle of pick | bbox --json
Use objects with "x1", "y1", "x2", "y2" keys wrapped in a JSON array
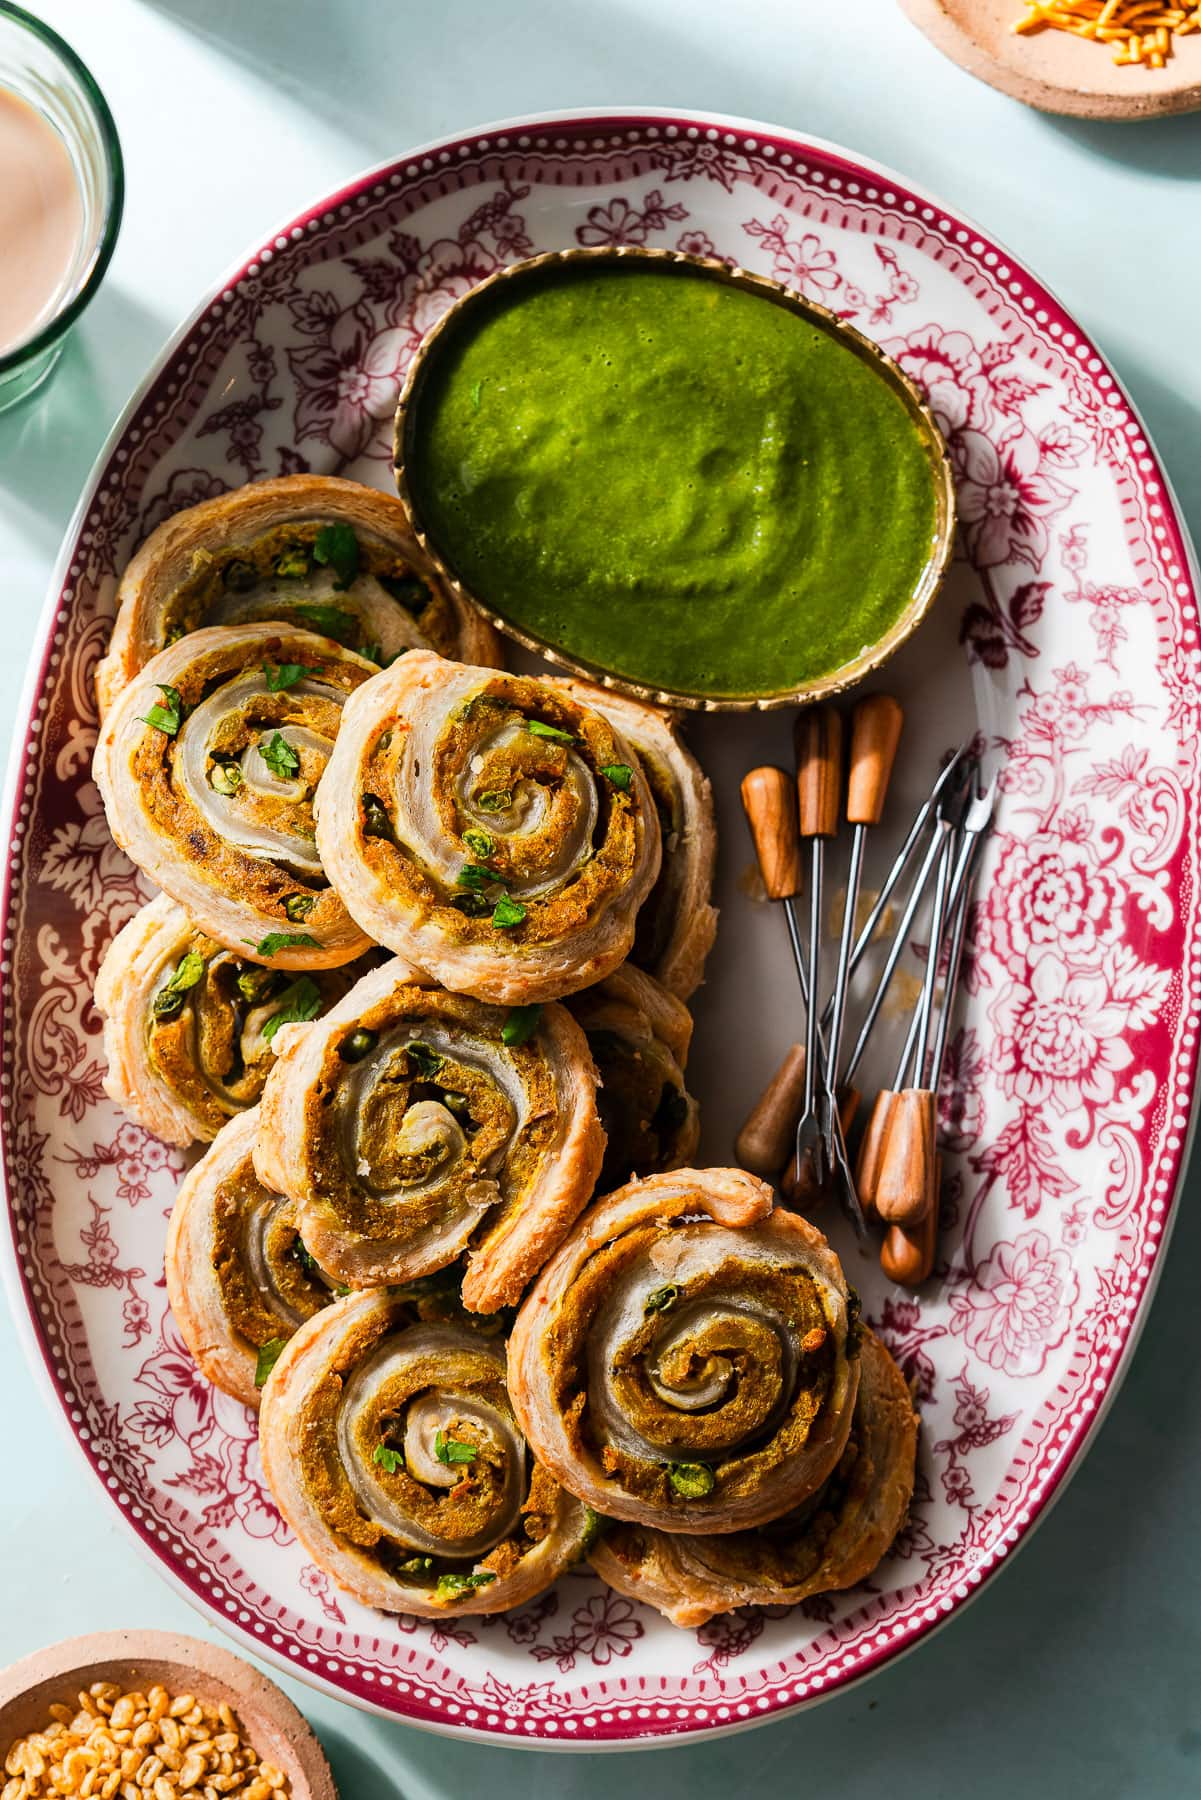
[
  {"x1": 741, "y1": 766, "x2": 802, "y2": 900},
  {"x1": 795, "y1": 706, "x2": 844, "y2": 839},
  {"x1": 736, "y1": 1045, "x2": 807, "y2": 1176},
  {"x1": 874, "y1": 1087, "x2": 937, "y2": 1226},
  {"x1": 854, "y1": 1087, "x2": 897, "y2": 1218},
  {"x1": 847, "y1": 694, "x2": 904, "y2": 827},
  {"x1": 881, "y1": 1153, "x2": 941, "y2": 1287}
]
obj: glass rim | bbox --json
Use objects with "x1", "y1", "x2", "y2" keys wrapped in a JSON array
[{"x1": 0, "y1": 1, "x2": 124, "y2": 373}]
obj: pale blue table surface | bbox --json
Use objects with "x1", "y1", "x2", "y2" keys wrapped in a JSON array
[{"x1": 2, "y1": 3, "x2": 1200, "y2": 1794}]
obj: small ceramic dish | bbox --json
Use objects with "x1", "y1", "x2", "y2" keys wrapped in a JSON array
[
  {"x1": 393, "y1": 244, "x2": 956, "y2": 713},
  {"x1": 900, "y1": 0, "x2": 1201, "y2": 120},
  {"x1": 0, "y1": 1631, "x2": 337, "y2": 1798}
]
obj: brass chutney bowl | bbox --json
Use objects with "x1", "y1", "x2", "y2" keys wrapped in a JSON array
[{"x1": 393, "y1": 245, "x2": 956, "y2": 713}]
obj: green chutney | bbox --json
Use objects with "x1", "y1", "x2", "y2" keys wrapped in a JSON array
[{"x1": 406, "y1": 261, "x2": 942, "y2": 700}]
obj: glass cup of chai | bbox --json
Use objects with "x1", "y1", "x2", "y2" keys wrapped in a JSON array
[{"x1": 0, "y1": 4, "x2": 123, "y2": 413}]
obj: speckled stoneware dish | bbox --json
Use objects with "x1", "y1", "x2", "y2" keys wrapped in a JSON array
[
  {"x1": 0, "y1": 1631, "x2": 337, "y2": 1797},
  {"x1": 393, "y1": 243, "x2": 957, "y2": 712},
  {"x1": 900, "y1": 0, "x2": 1201, "y2": 119}
]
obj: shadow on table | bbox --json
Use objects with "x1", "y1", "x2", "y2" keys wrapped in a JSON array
[
  {"x1": 0, "y1": 283, "x2": 172, "y2": 555},
  {"x1": 138, "y1": 0, "x2": 886, "y2": 168},
  {"x1": 1044, "y1": 109, "x2": 1201, "y2": 180},
  {"x1": 1105, "y1": 335, "x2": 1201, "y2": 539}
]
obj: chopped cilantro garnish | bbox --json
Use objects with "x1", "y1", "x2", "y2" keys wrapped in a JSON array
[
  {"x1": 601, "y1": 763, "x2": 634, "y2": 792},
  {"x1": 261, "y1": 975, "x2": 323, "y2": 1044},
  {"x1": 259, "y1": 732, "x2": 301, "y2": 780},
  {"x1": 263, "y1": 662, "x2": 315, "y2": 692},
  {"x1": 248, "y1": 932, "x2": 320, "y2": 957},
  {"x1": 290, "y1": 602, "x2": 358, "y2": 645},
  {"x1": 312, "y1": 522, "x2": 359, "y2": 590},
  {"x1": 139, "y1": 683, "x2": 184, "y2": 737},
  {"x1": 405, "y1": 1041, "x2": 444, "y2": 1080},
  {"x1": 491, "y1": 895, "x2": 526, "y2": 929},
  {"x1": 501, "y1": 1004, "x2": 541, "y2": 1047},
  {"x1": 435, "y1": 1430, "x2": 478, "y2": 1467},
  {"x1": 526, "y1": 719, "x2": 575, "y2": 744}
]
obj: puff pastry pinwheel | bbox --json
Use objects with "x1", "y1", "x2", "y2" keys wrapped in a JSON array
[
  {"x1": 556, "y1": 682, "x2": 717, "y2": 1000},
  {"x1": 591, "y1": 1329, "x2": 917, "y2": 1626},
  {"x1": 258, "y1": 1290, "x2": 594, "y2": 1616},
  {"x1": 95, "y1": 893, "x2": 365, "y2": 1146},
  {"x1": 314, "y1": 652, "x2": 662, "y2": 1004},
  {"x1": 94, "y1": 623, "x2": 378, "y2": 969},
  {"x1": 507, "y1": 1168, "x2": 860, "y2": 1534},
  {"x1": 566, "y1": 964, "x2": 699, "y2": 1190},
  {"x1": 96, "y1": 473, "x2": 500, "y2": 714},
  {"x1": 165, "y1": 1106, "x2": 343, "y2": 1407},
  {"x1": 254, "y1": 956, "x2": 604, "y2": 1308}
]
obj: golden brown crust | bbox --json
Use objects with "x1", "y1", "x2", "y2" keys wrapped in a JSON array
[
  {"x1": 566, "y1": 964, "x2": 699, "y2": 1190},
  {"x1": 97, "y1": 473, "x2": 502, "y2": 715},
  {"x1": 95, "y1": 893, "x2": 365, "y2": 1146},
  {"x1": 591, "y1": 1330, "x2": 918, "y2": 1626},
  {"x1": 507, "y1": 1169, "x2": 860, "y2": 1534},
  {"x1": 165, "y1": 1106, "x2": 334, "y2": 1408},
  {"x1": 257, "y1": 1290, "x2": 591, "y2": 1617},
  {"x1": 94, "y1": 623, "x2": 378, "y2": 969},
  {"x1": 313, "y1": 651, "x2": 662, "y2": 1004},
  {"x1": 554, "y1": 680, "x2": 718, "y2": 998},
  {"x1": 254, "y1": 956, "x2": 604, "y2": 1308}
]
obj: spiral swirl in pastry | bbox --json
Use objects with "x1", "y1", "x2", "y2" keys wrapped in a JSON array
[
  {"x1": 591, "y1": 1329, "x2": 916, "y2": 1626},
  {"x1": 95, "y1": 623, "x2": 379, "y2": 968},
  {"x1": 556, "y1": 682, "x2": 717, "y2": 1000},
  {"x1": 507, "y1": 1168, "x2": 860, "y2": 1533},
  {"x1": 314, "y1": 651, "x2": 662, "y2": 1004},
  {"x1": 255, "y1": 956, "x2": 603, "y2": 1308},
  {"x1": 566, "y1": 965, "x2": 699, "y2": 1190},
  {"x1": 96, "y1": 474, "x2": 500, "y2": 715},
  {"x1": 165, "y1": 1107, "x2": 344, "y2": 1406},
  {"x1": 258, "y1": 1291, "x2": 593, "y2": 1616},
  {"x1": 96, "y1": 893, "x2": 366, "y2": 1146}
]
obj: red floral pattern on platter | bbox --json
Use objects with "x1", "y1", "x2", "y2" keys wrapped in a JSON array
[{"x1": 0, "y1": 113, "x2": 1197, "y2": 1747}]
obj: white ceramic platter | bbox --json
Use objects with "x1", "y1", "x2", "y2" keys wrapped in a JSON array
[{"x1": 1, "y1": 109, "x2": 1198, "y2": 1748}]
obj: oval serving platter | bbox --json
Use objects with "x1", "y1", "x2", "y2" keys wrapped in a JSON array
[{"x1": 1, "y1": 109, "x2": 1198, "y2": 1749}]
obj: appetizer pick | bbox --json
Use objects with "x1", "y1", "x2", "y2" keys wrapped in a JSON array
[
  {"x1": 258, "y1": 1291, "x2": 596, "y2": 1617},
  {"x1": 592, "y1": 1329, "x2": 916, "y2": 1627},
  {"x1": 166, "y1": 1106, "x2": 342, "y2": 1407},
  {"x1": 95, "y1": 893, "x2": 366, "y2": 1146},
  {"x1": 566, "y1": 963, "x2": 699, "y2": 1190},
  {"x1": 96, "y1": 471, "x2": 501, "y2": 714},
  {"x1": 314, "y1": 651, "x2": 662, "y2": 1004},
  {"x1": 254, "y1": 956, "x2": 604, "y2": 1309},
  {"x1": 507, "y1": 1168, "x2": 861, "y2": 1534},
  {"x1": 94, "y1": 624, "x2": 377, "y2": 968}
]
